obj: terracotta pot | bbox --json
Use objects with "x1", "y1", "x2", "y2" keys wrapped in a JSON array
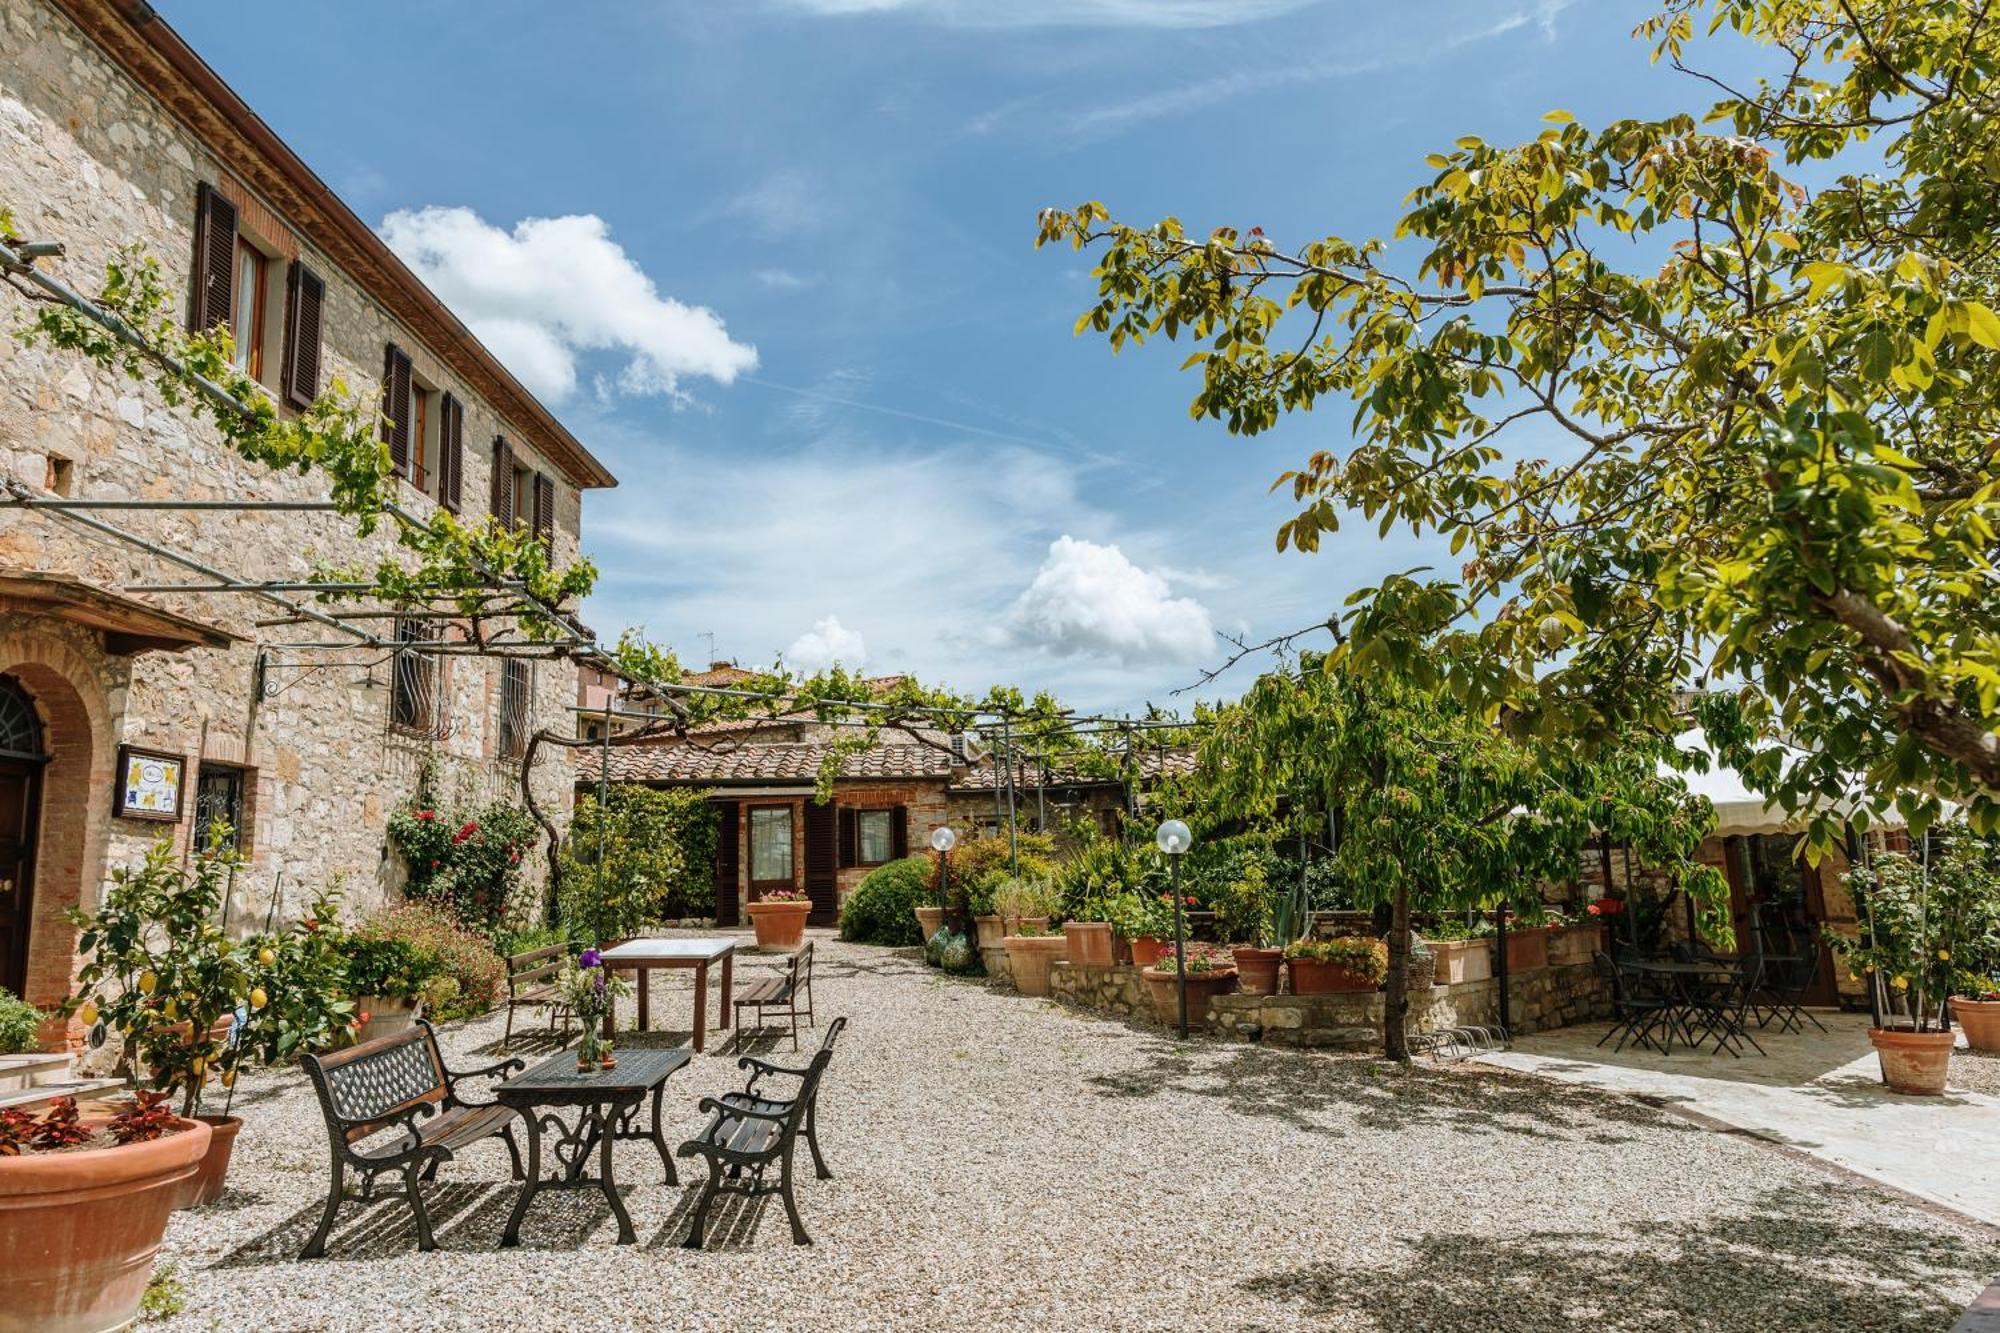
[
  {"x1": 1128, "y1": 935, "x2": 1166, "y2": 969},
  {"x1": 1869, "y1": 1026, "x2": 1956, "y2": 1096},
  {"x1": 913, "y1": 905, "x2": 945, "y2": 941},
  {"x1": 1547, "y1": 924, "x2": 1601, "y2": 968},
  {"x1": 974, "y1": 915, "x2": 1005, "y2": 951},
  {"x1": 1428, "y1": 937, "x2": 1492, "y2": 985},
  {"x1": 1287, "y1": 958, "x2": 1379, "y2": 995},
  {"x1": 1503, "y1": 926, "x2": 1550, "y2": 974},
  {"x1": 1064, "y1": 921, "x2": 1115, "y2": 968},
  {"x1": 1232, "y1": 946, "x2": 1284, "y2": 996},
  {"x1": 1954, "y1": 997, "x2": 2000, "y2": 1054},
  {"x1": 178, "y1": 1113, "x2": 242, "y2": 1210},
  {"x1": 355, "y1": 996, "x2": 421, "y2": 1045},
  {"x1": 1002, "y1": 935, "x2": 1069, "y2": 997},
  {"x1": 747, "y1": 899, "x2": 812, "y2": 950},
  {"x1": 1140, "y1": 967, "x2": 1239, "y2": 1027},
  {"x1": 0, "y1": 1115, "x2": 210, "y2": 1333}
]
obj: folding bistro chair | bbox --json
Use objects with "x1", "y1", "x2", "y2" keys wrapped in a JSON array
[{"x1": 1594, "y1": 952, "x2": 1674, "y2": 1054}]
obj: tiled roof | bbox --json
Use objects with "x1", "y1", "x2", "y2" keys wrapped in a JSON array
[
  {"x1": 950, "y1": 748, "x2": 1197, "y2": 791},
  {"x1": 601, "y1": 741, "x2": 957, "y2": 786}
]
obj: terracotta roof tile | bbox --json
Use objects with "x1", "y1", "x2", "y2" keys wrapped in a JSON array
[{"x1": 601, "y1": 741, "x2": 956, "y2": 786}]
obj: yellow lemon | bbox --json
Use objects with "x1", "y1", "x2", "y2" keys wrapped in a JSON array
[
  {"x1": 1892, "y1": 975, "x2": 1909, "y2": 991},
  {"x1": 78, "y1": 1000, "x2": 98, "y2": 1026},
  {"x1": 249, "y1": 987, "x2": 268, "y2": 1010},
  {"x1": 137, "y1": 970, "x2": 157, "y2": 995},
  {"x1": 189, "y1": 1056, "x2": 205, "y2": 1079},
  {"x1": 258, "y1": 947, "x2": 277, "y2": 967},
  {"x1": 220, "y1": 1068, "x2": 236, "y2": 1088},
  {"x1": 163, "y1": 998, "x2": 179, "y2": 1020},
  {"x1": 1938, "y1": 949, "x2": 1950, "y2": 961}
]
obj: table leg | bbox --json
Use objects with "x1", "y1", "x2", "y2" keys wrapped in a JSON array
[
  {"x1": 638, "y1": 965, "x2": 651, "y2": 1032},
  {"x1": 720, "y1": 952, "x2": 734, "y2": 1034},
  {"x1": 500, "y1": 1109, "x2": 544, "y2": 1247},
  {"x1": 648, "y1": 1082, "x2": 677, "y2": 1185},
  {"x1": 602, "y1": 979, "x2": 615, "y2": 1041},
  {"x1": 600, "y1": 1101, "x2": 636, "y2": 1245},
  {"x1": 694, "y1": 961, "x2": 709, "y2": 1053}
]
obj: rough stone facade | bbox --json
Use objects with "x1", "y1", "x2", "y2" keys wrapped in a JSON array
[{"x1": 0, "y1": 0, "x2": 608, "y2": 1035}]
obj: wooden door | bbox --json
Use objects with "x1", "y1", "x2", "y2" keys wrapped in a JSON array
[{"x1": 0, "y1": 758, "x2": 41, "y2": 1000}]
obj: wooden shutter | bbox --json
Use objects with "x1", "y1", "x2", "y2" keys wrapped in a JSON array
[
  {"x1": 891, "y1": 804, "x2": 909, "y2": 860},
  {"x1": 491, "y1": 437, "x2": 516, "y2": 526},
  {"x1": 438, "y1": 393, "x2": 464, "y2": 512},
  {"x1": 803, "y1": 800, "x2": 839, "y2": 927},
  {"x1": 838, "y1": 806, "x2": 856, "y2": 869},
  {"x1": 280, "y1": 260, "x2": 325, "y2": 409},
  {"x1": 712, "y1": 800, "x2": 740, "y2": 927},
  {"x1": 187, "y1": 182, "x2": 237, "y2": 332},
  {"x1": 532, "y1": 472, "x2": 555, "y2": 552},
  {"x1": 382, "y1": 344, "x2": 413, "y2": 478}
]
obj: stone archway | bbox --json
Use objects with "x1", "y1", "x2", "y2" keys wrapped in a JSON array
[{"x1": 0, "y1": 627, "x2": 116, "y2": 1048}]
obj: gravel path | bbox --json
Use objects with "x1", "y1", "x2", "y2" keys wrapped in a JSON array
[
  {"x1": 152, "y1": 931, "x2": 1994, "y2": 1332},
  {"x1": 1952, "y1": 1047, "x2": 2000, "y2": 1098}
]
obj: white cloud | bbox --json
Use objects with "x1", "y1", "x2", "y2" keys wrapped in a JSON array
[
  {"x1": 776, "y1": 0, "x2": 1317, "y2": 26},
  {"x1": 1005, "y1": 536, "x2": 1215, "y2": 665},
  {"x1": 785, "y1": 615, "x2": 869, "y2": 674},
  {"x1": 378, "y1": 206, "x2": 757, "y2": 404}
]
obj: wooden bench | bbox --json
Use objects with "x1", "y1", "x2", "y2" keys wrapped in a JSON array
[
  {"x1": 732, "y1": 940, "x2": 815, "y2": 1051},
  {"x1": 503, "y1": 943, "x2": 573, "y2": 1047},
  {"x1": 677, "y1": 1016, "x2": 846, "y2": 1248},
  {"x1": 298, "y1": 1020, "x2": 524, "y2": 1259}
]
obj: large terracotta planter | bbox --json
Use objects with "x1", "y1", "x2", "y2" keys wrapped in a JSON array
[
  {"x1": 974, "y1": 915, "x2": 1005, "y2": 951},
  {"x1": 1503, "y1": 926, "x2": 1550, "y2": 974},
  {"x1": 1954, "y1": 997, "x2": 2000, "y2": 1053},
  {"x1": 747, "y1": 899, "x2": 811, "y2": 950},
  {"x1": 1547, "y1": 924, "x2": 1601, "y2": 968},
  {"x1": 1870, "y1": 1026, "x2": 1955, "y2": 1096},
  {"x1": 355, "y1": 996, "x2": 421, "y2": 1045},
  {"x1": 1140, "y1": 967, "x2": 1239, "y2": 1027},
  {"x1": 0, "y1": 1114, "x2": 211, "y2": 1333},
  {"x1": 1064, "y1": 921, "x2": 1115, "y2": 967},
  {"x1": 1128, "y1": 935, "x2": 1166, "y2": 969},
  {"x1": 1232, "y1": 946, "x2": 1284, "y2": 996},
  {"x1": 1002, "y1": 935, "x2": 1069, "y2": 996},
  {"x1": 1287, "y1": 958, "x2": 1379, "y2": 995},
  {"x1": 1428, "y1": 937, "x2": 1492, "y2": 985},
  {"x1": 180, "y1": 1113, "x2": 242, "y2": 1209},
  {"x1": 913, "y1": 905, "x2": 945, "y2": 941}
]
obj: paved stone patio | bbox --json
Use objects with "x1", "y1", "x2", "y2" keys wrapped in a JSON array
[{"x1": 152, "y1": 932, "x2": 1996, "y2": 1331}]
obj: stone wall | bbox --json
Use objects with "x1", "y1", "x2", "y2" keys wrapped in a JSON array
[
  {"x1": 1047, "y1": 959, "x2": 1147, "y2": 1019},
  {"x1": 0, "y1": 0, "x2": 594, "y2": 1019},
  {"x1": 1206, "y1": 960, "x2": 1614, "y2": 1049}
]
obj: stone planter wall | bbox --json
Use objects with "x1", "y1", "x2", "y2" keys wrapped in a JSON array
[
  {"x1": 1047, "y1": 960, "x2": 1148, "y2": 1019},
  {"x1": 979, "y1": 944, "x2": 1013, "y2": 986}
]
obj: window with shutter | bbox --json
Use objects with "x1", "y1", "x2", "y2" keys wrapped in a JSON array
[
  {"x1": 532, "y1": 472, "x2": 555, "y2": 552},
  {"x1": 281, "y1": 261, "x2": 325, "y2": 409},
  {"x1": 491, "y1": 437, "x2": 516, "y2": 526},
  {"x1": 438, "y1": 393, "x2": 464, "y2": 512},
  {"x1": 187, "y1": 183, "x2": 237, "y2": 333},
  {"x1": 381, "y1": 344, "x2": 413, "y2": 478}
]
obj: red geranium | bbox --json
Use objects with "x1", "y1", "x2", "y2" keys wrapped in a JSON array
[
  {"x1": 452, "y1": 820, "x2": 479, "y2": 845},
  {"x1": 415, "y1": 810, "x2": 436, "y2": 822}
]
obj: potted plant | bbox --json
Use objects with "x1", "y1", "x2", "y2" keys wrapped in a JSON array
[
  {"x1": 1284, "y1": 935, "x2": 1388, "y2": 995},
  {"x1": 1422, "y1": 915, "x2": 1493, "y2": 985},
  {"x1": 1833, "y1": 827, "x2": 1993, "y2": 1095},
  {"x1": 1498, "y1": 911, "x2": 1552, "y2": 973},
  {"x1": 997, "y1": 879, "x2": 1067, "y2": 997},
  {"x1": 63, "y1": 839, "x2": 253, "y2": 1210},
  {"x1": 1210, "y1": 856, "x2": 1286, "y2": 996},
  {"x1": 1110, "y1": 891, "x2": 1182, "y2": 969},
  {"x1": 747, "y1": 888, "x2": 813, "y2": 950},
  {"x1": 556, "y1": 949, "x2": 632, "y2": 1071},
  {"x1": 345, "y1": 930, "x2": 447, "y2": 1043},
  {"x1": 0, "y1": 1092, "x2": 212, "y2": 1333},
  {"x1": 1140, "y1": 942, "x2": 1239, "y2": 1026},
  {"x1": 1545, "y1": 908, "x2": 1600, "y2": 967},
  {"x1": 968, "y1": 872, "x2": 1006, "y2": 952},
  {"x1": 1062, "y1": 896, "x2": 1116, "y2": 968}
]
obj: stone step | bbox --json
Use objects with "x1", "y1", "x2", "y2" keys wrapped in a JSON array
[
  {"x1": 0, "y1": 1077, "x2": 126, "y2": 1112},
  {"x1": 0, "y1": 1051, "x2": 72, "y2": 1092}
]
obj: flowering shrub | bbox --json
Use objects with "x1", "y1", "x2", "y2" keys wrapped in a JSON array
[
  {"x1": 359, "y1": 903, "x2": 505, "y2": 1022},
  {"x1": 1284, "y1": 935, "x2": 1389, "y2": 981},
  {"x1": 388, "y1": 797, "x2": 538, "y2": 932},
  {"x1": 758, "y1": 888, "x2": 809, "y2": 904},
  {"x1": 1145, "y1": 941, "x2": 1235, "y2": 976},
  {"x1": 1586, "y1": 896, "x2": 1626, "y2": 918}
]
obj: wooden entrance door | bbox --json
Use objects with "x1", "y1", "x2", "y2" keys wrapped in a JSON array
[
  {"x1": 0, "y1": 757, "x2": 41, "y2": 1000},
  {"x1": 1722, "y1": 833, "x2": 1840, "y2": 1007}
]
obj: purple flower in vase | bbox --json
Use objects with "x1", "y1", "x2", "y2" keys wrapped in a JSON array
[
  {"x1": 593, "y1": 971, "x2": 606, "y2": 995},
  {"x1": 578, "y1": 948, "x2": 602, "y2": 969}
]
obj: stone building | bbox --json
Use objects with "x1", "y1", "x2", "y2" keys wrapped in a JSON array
[{"x1": 0, "y1": 0, "x2": 616, "y2": 1039}]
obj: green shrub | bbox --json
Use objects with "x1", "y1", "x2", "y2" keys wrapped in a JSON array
[
  {"x1": 358, "y1": 903, "x2": 505, "y2": 1022},
  {"x1": 0, "y1": 987, "x2": 43, "y2": 1053},
  {"x1": 839, "y1": 856, "x2": 935, "y2": 946},
  {"x1": 559, "y1": 785, "x2": 719, "y2": 942},
  {"x1": 387, "y1": 797, "x2": 539, "y2": 933}
]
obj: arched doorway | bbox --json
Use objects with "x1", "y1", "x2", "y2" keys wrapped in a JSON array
[{"x1": 0, "y1": 674, "x2": 44, "y2": 1000}]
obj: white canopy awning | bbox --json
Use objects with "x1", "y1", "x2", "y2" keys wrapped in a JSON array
[{"x1": 1662, "y1": 729, "x2": 1906, "y2": 838}]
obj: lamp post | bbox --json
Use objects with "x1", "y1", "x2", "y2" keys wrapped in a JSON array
[
  {"x1": 930, "y1": 825, "x2": 957, "y2": 931},
  {"x1": 1156, "y1": 819, "x2": 1193, "y2": 1038}
]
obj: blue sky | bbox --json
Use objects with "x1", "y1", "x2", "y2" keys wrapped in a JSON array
[{"x1": 162, "y1": 0, "x2": 1751, "y2": 712}]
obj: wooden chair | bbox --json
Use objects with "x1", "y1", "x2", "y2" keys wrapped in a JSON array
[
  {"x1": 677, "y1": 1017, "x2": 846, "y2": 1248},
  {"x1": 502, "y1": 943, "x2": 572, "y2": 1047},
  {"x1": 732, "y1": 940, "x2": 815, "y2": 1051},
  {"x1": 297, "y1": 1021, "x2": 523, "y2": 1258}
]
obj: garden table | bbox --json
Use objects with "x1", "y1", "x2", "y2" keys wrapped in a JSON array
[
  {"x1": 597, "y1": 937, "x2": 736, "y2": 1053},
  {"x1": 494, "y1": 1046, "x2": 690, "y2": 1246},
  {"x1": 1632, "y1": 959, "x2": 1764, "y2": 1057}
]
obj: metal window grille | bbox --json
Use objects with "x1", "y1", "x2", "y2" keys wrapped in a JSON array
[
  {"x1": 498, "y1": 658, "x2": 531, "y2": 758},
  {"x1": 193, "y1": 764, "x2": 244, "y2": 854},
  {"x1": 390, "y1": 617, "x2": 447, "y2": 738}
]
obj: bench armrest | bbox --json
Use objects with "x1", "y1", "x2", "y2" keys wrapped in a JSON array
[
  {"x1": 443, "y1": 1055, "x2": 525, "y2": 1106},
  {"x1": 696, "y1": 1096, "x2": 789, "y2": 1124},
  {"x1": 737, "y1": 1054, "x2": 809, "y2": 1092}
]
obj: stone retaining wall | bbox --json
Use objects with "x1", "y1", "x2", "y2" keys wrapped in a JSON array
[{"x1": 1047, "y1": 959, "x2": 1147, "y2": 1019}]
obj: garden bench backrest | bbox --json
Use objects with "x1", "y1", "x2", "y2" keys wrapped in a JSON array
[
  {"x1": 507, "y1": 943, "x2": 568, "y2": 993},
  {"x1": 302, "y1": 1022, "x2": 449, "y2": 1145},
  {"x1": 785, "y1": 941, "x2": 813, "y2": 993}
]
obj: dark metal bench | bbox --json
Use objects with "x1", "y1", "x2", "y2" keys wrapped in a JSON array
[
  {"x1": 732, "y1": 940, "x2": 814, "y2": 1051},
  {"x1": 678, "y1": 1016, "x2": 846, "y2": 1248},
  {"x1": 503, "y1": 943, "x2": 572, "y2": 1047},
  {"x1": 298, "y1": 1020, "x2": 524, "y2": 1259}
]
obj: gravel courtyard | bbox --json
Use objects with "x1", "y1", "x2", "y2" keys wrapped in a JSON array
[{"x1": 153, "y1": 932, "x2": 1995, "y2": 1332}]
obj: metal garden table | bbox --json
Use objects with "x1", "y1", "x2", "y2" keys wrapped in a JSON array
[
  {"x1": 493, "y1": 1046, "x2": 691, "y2": 1246},
  {"x1": 1632, "y1": 958, "x2": 1765, "y2": 1057},
  {"x1": 598, "y1": 937, "x2": 736, "y2": 1053}
]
